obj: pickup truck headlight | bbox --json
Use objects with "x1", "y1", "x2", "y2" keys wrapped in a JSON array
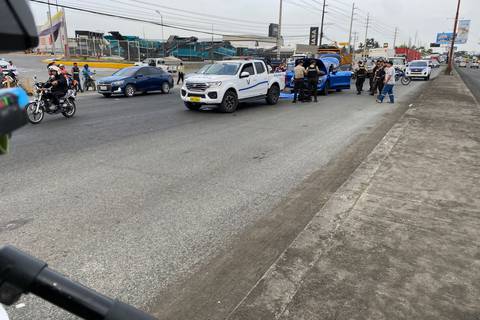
[
  {"x1": 206, "y1": 81, "x2": 222, "y2": 88},
  {"x1": 111, "y1": 80, "x2": 124, "y2": 86}
]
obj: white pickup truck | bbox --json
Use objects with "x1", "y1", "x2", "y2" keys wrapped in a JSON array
[{"x1": 181, "y1": 59, "x2": 285, "y2": 113}]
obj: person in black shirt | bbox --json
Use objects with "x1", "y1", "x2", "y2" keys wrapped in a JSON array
[
  {"x1": 370, "y1": 60, "x2": 386, "y2": 96},
  {"x1": 44, "y1": 66, "x2": 68, "y2": 109},
  {"x1": 355, "y1": 61, "x2": 368, "y2": 95},
  {"x1": 305, "y1": 60, "x2": 324, "y2": 102},
  {"x1": 71, "y1": 62, "x2": 82, "y2": 92}
]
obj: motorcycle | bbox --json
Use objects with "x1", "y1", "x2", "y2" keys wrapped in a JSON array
[
  {"x1": 395, "y1": 68, "x2": 411, "y2": 85},
  {"x1": 0, "y1": 245, "x2": 156, "y2": 320},
  {"x1": 25, "y1": 77, "x2": 77, "y2": 124},
  {"x1": 84, "y1": 71, "x2": 96, "y2": 91}
]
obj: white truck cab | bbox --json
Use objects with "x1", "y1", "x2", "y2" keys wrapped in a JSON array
[
  {"x1": 181, "y1": 59, "x2": 285, "y2": 113},
  {"x1": 405, "y1": 60, "x2": 432, "y2": 80}
]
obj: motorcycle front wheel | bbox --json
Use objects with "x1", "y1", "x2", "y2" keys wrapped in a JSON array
[
  {"x1": 401, "y1": 76, "x2": 411, "y2": 85},
  {"x1": 62, "y1": 98, "x2": 76, "y2": 118},
  {"x1": 26, "y1": 102, "x2": 44, "y2": 124}
]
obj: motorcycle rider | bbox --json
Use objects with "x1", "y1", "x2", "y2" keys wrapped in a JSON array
[
  {"x1": 44, "y1": 65, "x2": 68, "y2": 110},
  {"x1": 82, "y1": 64, "x2": 95, "y2": 91}
]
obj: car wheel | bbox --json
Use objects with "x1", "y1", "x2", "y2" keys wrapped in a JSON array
[
  {"x1": 184, "y1": 102, "x2": 201, "y2": 111},
  {"x1": 124, "y1": 85, "x2": 135, "y2": 97},
  {"x1": 161, "y1": 82, "x2": 170, "y2": 94},
  {"x1": 102, "y1": 93, "x2": 112, "y2": 98},
  {"x1": 320, "y1": 81, "x2": 330, "y2": 96},
  {"x1": 266, "y1": 84, "x2": 280, "y2": 105},
  {"x1": 217, "y1": 90, "x2": 238, "y2": 113}
]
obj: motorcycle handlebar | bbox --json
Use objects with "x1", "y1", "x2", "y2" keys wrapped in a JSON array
[{"x1": 0, "y1": 245, "x2": 157, "y2": 320}]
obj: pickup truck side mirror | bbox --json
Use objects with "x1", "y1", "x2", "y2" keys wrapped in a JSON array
[{"x1": 240, "y1": 71, "x2": 250, "y2": 78}]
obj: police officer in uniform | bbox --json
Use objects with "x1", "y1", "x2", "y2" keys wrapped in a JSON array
[{"x1": 305, "y1": 60, "x2": 323, "y2": 102}]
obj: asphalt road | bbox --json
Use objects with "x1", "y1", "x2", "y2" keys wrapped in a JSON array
[
  {"x1": 1, "y1": 58, "x2": 439, "y2": 319},
  {"x1": 456, "y1": 66, "x2": 480, "y2": 102}
]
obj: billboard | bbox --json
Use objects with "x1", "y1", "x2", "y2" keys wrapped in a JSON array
[
  {"x1": 456, "y1": 20, "x2": 470, "y2": 44},
  {"x1": 269, "y1": 23, "x2": 279, "y2": 38},
  {"x1": 436, "y1": 32, "x2": 453, "y2": 45},
  {"x1": 309, "y1": 27, "x2": 319, "y2": 46},
  {"x1": 37, "y1": 10, "x2": 65, "y2": 52}
]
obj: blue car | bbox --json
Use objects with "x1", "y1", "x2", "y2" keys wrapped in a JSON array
[
  {"x1": 286, "y1": 56, "x2": 352, "y2": 95},
  {"x1": 97, "y1": 66, "x2": 174, "y2": 98}
]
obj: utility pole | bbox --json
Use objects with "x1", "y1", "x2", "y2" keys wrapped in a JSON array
[
  {"x1": 276, "y1": 0, "x2": 283, "y2": 60},
  {"x1": 393, "y1": 27, "x2": 398, "y2": 49},
  {"x1": 319, "y1": 0, "x2": 327, "y2": 46},
  {"x1": 62, "y1": 8, "x2": 69, "y2": 57},
  {"x1": 47, "y1": 0, "x2": 56, "y2": 54},
  {"x1": 347, "y1": 2, "x2": 356, "y2": 54},
  {"x1": 446, "y1": 0, "x2": 461, "y2": 74},
  {"x1": 363, "y1": 12, "x2": 369, "y2": 57},
  {"x1": 413, "y1": 30, "x2": 418, "y2": 48},
  {"x1": 155, "y1": 10, "x2": 165, "y2": 57},
  {"x1": 352, "y1": 31, "x2": 358, "y2": 54}
]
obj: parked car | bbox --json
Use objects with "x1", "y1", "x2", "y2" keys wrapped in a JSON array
[
  {"x1": 405, "y1": 60, "x2": 432, "y2": 81},
  {"x1": 430, "y1": 60, "x2": 440, "y2": 68},
  {"x1": 0, "y1": 59, "x2": 8, "y2": 69},
  {"x1": 458, "y1": 61, "x2": 468, "y2": 68},
  {"x1": 181, "y1": 59, "x2": 285, "y2": 113},
  {"x1": 470, "y1": 61, "x2": 479, "y2": 69},
  {"x1": 97, "y1": 66, "x2": 174, "y2": 97},
  {"x1": 285, "y1": 57, "x2": 352, "y2": 95}
]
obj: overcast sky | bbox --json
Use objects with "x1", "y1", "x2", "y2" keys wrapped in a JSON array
[{"x1": 29, "y1": 0, "x2": 479, "y2": 52}]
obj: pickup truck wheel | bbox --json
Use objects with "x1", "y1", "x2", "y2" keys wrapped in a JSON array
[
  {"x1": 266, "y1": 84, "x2": 280, "y2": 105},
  {"x1": 218, "y1": 90, "x2": 238, "y2": 113},
  {"x1": 184, "y1": 102, "x2": 201, "y2": 111}
]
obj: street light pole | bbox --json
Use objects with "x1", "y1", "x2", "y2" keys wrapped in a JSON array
[
  {"x1": 47, "y1": 0, "x2": 56, "y2": 54},
  {"x1": 276, "y1": 0, "x2": 283, "y2": 60},
  {"x1": 363, "y1": 12, "x2": 369, "y2": 57},
  {"x1": 446, "y1": 0, "x2": 461, "y2": 75}
]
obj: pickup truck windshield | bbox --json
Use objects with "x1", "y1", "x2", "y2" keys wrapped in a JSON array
[
  {"x1": 409, "y1": 61, "x2": 427, "y2": 67},
  {"x1": 204, "y1": 63, "x2": 241, "y2": 75},
  {"x1": 197, "y1": 64, "x2": 212, "y2": 74}
]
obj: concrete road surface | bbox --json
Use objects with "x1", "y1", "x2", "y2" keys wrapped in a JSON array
[
  {"x1": 456, "y1": 66, "x2": 480, "y2": 102},
  {"x1": 1, "y1": 56, "x2": 439, "y2": 319}
]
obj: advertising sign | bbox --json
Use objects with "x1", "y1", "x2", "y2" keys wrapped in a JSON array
[
  {"x1": 436, "y1": 32, "x2": 453, "y2": 45},
  {"x1": 456, "y1": 20, "x2": 470, "y2": 44},
  {"x1": 309, "y1": 27, "x2": 319, "y2": 46},
  {"x1": 269, "y1": 23, "x2": 279, "y2": 38}
]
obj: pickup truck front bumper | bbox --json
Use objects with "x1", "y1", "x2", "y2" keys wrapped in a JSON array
[{"x1": 181, "y1": 87, "x2": 223, "y2": 104}]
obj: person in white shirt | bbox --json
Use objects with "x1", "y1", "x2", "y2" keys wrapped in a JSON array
[{"x1": 376, "y1": 61, "x2": 395, "y2": 104}]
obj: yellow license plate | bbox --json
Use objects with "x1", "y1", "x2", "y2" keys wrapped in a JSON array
[{"x1": 189, "y1": 97, "x2": 201, "y2": 102}]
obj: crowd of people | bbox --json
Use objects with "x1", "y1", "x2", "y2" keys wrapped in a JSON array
[
  {"x1": 354, "y1": 59, "x2": 395, "y2": 104},
  {"x1": 46, "y1": 61, "x2": 95, "y2": 93}
]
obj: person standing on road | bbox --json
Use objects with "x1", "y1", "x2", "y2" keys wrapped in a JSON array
[
  {"x1": 71, "y1": 62, "x2": 83, "y2": 92},
  {"x1": 377, "y1": 61, "x2": 395, "y2": 104},
  {"x1": 177, "y1": 62, "x2": 185, "y2": 85},
  {"x1": 306, "y1": 60, "x2": 323, "y2": 102},
  {"x1": 355, "y1": 61, "x2": 368, "y2": 95},
  {"x1": 370, "y1": 60, "x2": 385, "y2": 96},
  {"x1": 292, "y1": 60, "x2": 306, "y2": 103}
]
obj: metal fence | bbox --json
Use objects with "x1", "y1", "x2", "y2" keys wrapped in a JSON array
[{"x1": 67, "y1": 38, "x2": 163, "y2": 62}]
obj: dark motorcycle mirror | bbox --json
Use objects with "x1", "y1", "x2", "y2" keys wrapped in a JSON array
[{"x1": 0, "y1": 0, "x2": 38, "y2": 51}]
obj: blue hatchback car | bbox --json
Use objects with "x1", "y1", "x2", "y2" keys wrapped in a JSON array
[
  {"x1": 286, "y1": 56, "x2": 352, "y2": 95},
  {"x1": 97, "y1": 66, "x2": 174, "y2": 97}
]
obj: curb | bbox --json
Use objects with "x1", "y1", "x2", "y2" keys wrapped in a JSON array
[{"x1": 41, "y1": 59, "x2": 133, "y2": 69}]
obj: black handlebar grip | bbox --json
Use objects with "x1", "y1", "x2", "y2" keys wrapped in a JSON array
[
  {"x1": 105, "y1": 300, "x2": 157, "y2": 320},
  {"x1": 0, "y1": 245, "x2": 47, "y2": 305}
]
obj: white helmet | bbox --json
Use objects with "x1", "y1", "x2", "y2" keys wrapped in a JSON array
[{"x1": 48, "y1": 65, "x2": 60, "y2": 73}]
